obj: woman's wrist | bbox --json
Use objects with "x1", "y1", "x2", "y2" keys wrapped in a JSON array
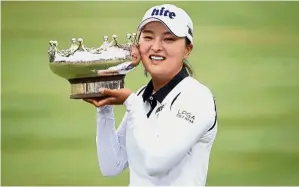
[{"x1": 96, "y1": 105, "x2": 113, "y2": 113}]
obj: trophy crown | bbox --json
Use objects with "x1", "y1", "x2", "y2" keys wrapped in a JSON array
[
  {"x1": 48, "y1": 33, "x2": 134, "y2": 63},
  {"x1": 112, "y1": 34, "x2": 118, "y2": 40},
  {"x1": 52, "y1": 41, "x2": 58, "y2": 46},
  {"x1": 77, "y1": 38, "x2": 83, "y2": 43},
  {"x1": 131, "y1": 33, "x2": 137, "y2": 44}
]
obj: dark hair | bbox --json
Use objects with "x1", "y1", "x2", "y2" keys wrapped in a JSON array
[
  {"x1": 142, "y1": 36, "x2": 195, "y2": 77},
  {"x1": 183, "y1": 37, "x2": 194, "y2": 77}
]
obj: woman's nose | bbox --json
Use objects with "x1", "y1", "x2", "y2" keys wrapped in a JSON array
[{"x1": 151, "y1": 39, "x2": 163, "y2": 52}]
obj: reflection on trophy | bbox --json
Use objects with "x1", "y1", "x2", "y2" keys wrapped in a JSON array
[{"x1": 48, "y1": 34, "x2": 139, "y2": 99}]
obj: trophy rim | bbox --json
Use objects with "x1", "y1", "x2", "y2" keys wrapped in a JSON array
[
  {"x1": 70, "y1": 93, "x2": 109, "y2": 99},
  {"x1": 68, "y1": 74, "x2": 125, "y2": 83},
  {"x1": 49, "y1": 60, "x2": 131, "y2": 80}
]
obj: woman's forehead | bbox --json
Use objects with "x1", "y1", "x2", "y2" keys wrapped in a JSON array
[{"x1": 141, "y1": 21, "x2": 171, "y2": 34}]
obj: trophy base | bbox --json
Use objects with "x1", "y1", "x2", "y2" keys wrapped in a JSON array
[{"x1": 68, "y1": 75, "x2": 125, "y2": 99}]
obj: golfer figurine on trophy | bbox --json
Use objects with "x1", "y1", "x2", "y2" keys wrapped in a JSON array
[{"x1": 48, "y1": 33, "x2": 139, "y2": 99}]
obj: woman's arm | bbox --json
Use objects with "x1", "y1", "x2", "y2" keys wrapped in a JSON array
[{"x1": 96, "y1": 105, "x2": 128, "y2": 176}]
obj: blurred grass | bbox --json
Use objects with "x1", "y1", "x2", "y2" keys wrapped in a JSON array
[{"x1": 1, "y1": 1, "x2": 299, "y2": 186}]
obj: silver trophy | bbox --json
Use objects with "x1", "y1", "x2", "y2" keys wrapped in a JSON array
[{"x1": 48, "y1": 33, "x2": 138, "y2": 99}]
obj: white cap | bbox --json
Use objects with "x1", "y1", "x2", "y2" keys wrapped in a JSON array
[{"x1": 137, "y1": 4, "x2": 194, "y2": 44}]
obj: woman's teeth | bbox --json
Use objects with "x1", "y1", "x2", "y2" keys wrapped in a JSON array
[{"x1": 150, "y1": 55, "x2": 165, "y2": 61}]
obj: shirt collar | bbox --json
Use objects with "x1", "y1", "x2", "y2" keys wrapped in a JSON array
[{"x1": 142, "y1": 67, "x2": 189, "y2": 103}]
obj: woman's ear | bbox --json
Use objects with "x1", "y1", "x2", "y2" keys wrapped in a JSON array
[{"x1": 184, "y1": 44, "x2": 193, "y2": 59}]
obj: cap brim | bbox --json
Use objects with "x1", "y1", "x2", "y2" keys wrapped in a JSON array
[{"x1": 137, "y1": 17, "x2": 185, "y2": 37}]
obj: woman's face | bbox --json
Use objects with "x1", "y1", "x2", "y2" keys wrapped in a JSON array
[{"x1": 138, "y1": 21, "x2": 192, "y2": 79}]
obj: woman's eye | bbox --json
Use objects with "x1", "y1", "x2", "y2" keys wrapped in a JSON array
[
  {"x1": 165, "y1": 38, "x2": 175, "y2": 42},
  {"x1": 144, "y1": 36, "x2": 153, "y2": 40}
]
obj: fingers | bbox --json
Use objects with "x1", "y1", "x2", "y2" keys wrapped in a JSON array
[
  {"x1": 94, "y1": 97, "x2": 116, "y2": 107},
  {"x1": 83, "y1": 98, "x2": 100, "y2": 107},
  {"x1": 83, "y1": 97, "x2": 115, "y2": 107},
  {"x1": 131, "y1": 45, "x2": 141, "y2": 66},
  {"x1": 99, "y1": 88, "x2": 117, "y2": 96},
  {"x1": 83, "y1": 88, "x2": 131, "y2": 107},
  {"x1": 83, "y1": 98, "x2": 95, "y2": 104}
]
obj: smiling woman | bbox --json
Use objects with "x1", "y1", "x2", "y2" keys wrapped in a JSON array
[
  {"x1": 138, "y1": 22, "x2": 193, "y2": 87},
  {"x1": 84, "y1": 4, "x2": 218, "y2": 186}
]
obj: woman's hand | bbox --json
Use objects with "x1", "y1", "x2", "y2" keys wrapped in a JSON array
[
  {"x1": 130, "y1": 44, "x2": 142, "y2": 67},
  {"x1": 84, "y1": 44, "x2": 141, "y2": 107},
  {"x1": 83, "y1": 88, "x2": 133, "y2": 107}
]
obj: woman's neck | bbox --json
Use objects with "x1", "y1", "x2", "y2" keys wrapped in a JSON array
[
  {"x1": 151, "y1": 67, "x2": 182, "y2": 92},
  {"x1": 152, "y1": 77, "x2": 170, "y2": 92}
]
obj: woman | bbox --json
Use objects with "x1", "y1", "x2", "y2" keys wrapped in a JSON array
[{"x1": 84, "y1": 4, "x2": 218, "y2": 186}]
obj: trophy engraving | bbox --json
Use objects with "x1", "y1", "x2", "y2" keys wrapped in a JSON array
[{"x1": 48, "y1": 33, "x2": 139, "y2": 99}]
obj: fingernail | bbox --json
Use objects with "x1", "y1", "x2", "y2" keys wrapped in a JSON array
[{"x1": 99, "y1": 88, "x2": 104, "y2": 94}]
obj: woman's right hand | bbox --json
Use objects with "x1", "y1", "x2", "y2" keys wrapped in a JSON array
[
  {"x1": 83, "y1": 98, "x2": 104, "y2": 107},
  {"x1": 83, "y1": 88, "x2": 133, "y2": 107}
]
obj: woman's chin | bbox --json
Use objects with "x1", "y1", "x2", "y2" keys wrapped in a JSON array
[{"x1": 147, "y1": 69, "x2": 168, "y2": 78}]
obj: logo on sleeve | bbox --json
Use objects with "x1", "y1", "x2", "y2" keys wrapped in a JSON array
[{"x1": 176, "y1": 109, "x2": 195, "y2": 123}]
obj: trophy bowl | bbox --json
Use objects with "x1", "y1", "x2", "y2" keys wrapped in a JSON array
[{"x1": 48, "y1": 33, "x2": 138, "y2": 99}]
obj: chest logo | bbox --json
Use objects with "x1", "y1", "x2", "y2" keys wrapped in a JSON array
[
  {"x1": 155, "y1": 103, "x2": 166, "y2": 114},
  {"x1": 176, "y1": 109, "x2": 195, "y2": 123}
]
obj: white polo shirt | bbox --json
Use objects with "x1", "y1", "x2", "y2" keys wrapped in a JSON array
[{"x1": 95, "y1": 67, "x2": 218, "y2": 186}]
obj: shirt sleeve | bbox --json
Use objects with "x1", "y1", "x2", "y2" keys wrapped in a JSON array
[
  {"x1": 96, "y1": 105, "x2": 129, "y2": 176},
  {"x1": 123, "y1": 91, "x2": 216, "y2": 177}
]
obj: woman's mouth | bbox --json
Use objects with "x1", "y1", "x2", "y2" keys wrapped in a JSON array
[{"x1": 149, "y1": 55, "x2": 166, "y2": 63}]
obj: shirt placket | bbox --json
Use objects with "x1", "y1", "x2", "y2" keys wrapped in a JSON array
[{"x1": 146, "y1": 95, "x2": 157, "y2": 118}]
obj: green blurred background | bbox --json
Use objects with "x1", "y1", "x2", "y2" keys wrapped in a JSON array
[{"x1": 2, "y1": 1, "x2": 299, "y2": 186}]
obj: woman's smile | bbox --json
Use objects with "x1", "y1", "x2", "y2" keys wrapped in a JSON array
[{"x1": 149, "y1": 55, "x2": 166, "y2": 64}]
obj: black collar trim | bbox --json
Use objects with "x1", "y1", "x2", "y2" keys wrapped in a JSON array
[{"x1": 142, "y1": 67, "x2": 189, "y2": 103}]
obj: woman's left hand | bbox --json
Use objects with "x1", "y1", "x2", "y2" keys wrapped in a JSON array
[{"x1": 83, "y1": 88, "x2": 133, "y2": 107}]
